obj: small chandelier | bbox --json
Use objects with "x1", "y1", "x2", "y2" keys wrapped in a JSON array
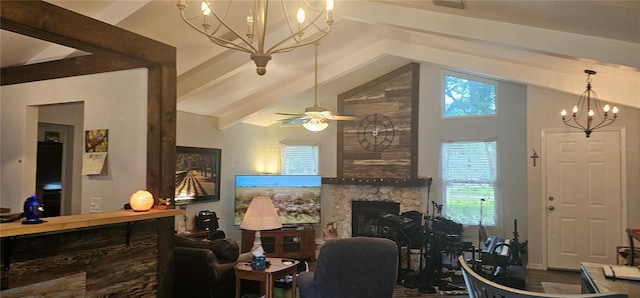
[
  {"x1": 177, "y1": 0, "x2": 334, "y2": 76},
  {"x1": 561, "y1": 70, "x2": 618, "y2": 138}
]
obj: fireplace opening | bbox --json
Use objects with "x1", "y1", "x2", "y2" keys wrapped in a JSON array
[{"x1": 351, "y1": 201, "x2": 400, "y2": 237}]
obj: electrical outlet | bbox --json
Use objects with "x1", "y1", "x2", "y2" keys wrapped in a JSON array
[{"x1": 90, "y1": 198, "x2": 101, "y2": 213}]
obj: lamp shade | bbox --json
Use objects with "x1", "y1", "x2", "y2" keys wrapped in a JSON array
[
  {"x1": 240, "y1": 195, "x2": 282, "y2": 231},
  {"x1": 129, "y1": 190, "x2": 155, "y2": 212}
]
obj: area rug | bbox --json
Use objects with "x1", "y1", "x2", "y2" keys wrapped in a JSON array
[
  {"x1": 393, "y1": 286, "x2": 468, "y2": 297},
  {"x1": 541, "y1": 282, "x2": 581, "y2": 294}
]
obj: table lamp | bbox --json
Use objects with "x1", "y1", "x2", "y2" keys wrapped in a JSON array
[{"x1": 240, "y1": 195, "x2": 282, "y2": 268}]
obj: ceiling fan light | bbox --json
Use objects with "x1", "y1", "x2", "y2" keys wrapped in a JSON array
[{"x1": 303, "y1": 118, "x2": 329, "y2": 132}]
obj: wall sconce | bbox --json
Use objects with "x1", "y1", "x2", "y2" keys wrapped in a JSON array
[
  {"x1": 129, "y1": 190, "x2": 155, "y2": 212},
  {"x1": 254, "y1": 148, "x2": 279, "y2": 174}
]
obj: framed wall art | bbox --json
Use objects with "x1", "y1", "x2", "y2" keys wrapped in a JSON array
[{"x1": 174, "y1": 146, "x2": 221, "y2": 204}]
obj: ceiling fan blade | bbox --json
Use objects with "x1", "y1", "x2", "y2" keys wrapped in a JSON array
[
  {"x1": 278, "y1": 115, "x2": 309, "y2": 121},
  {"x1": 276, "y1": 112, "x2": 305, "y2": 117},
  {"x1": 332, "y1": 115, "x2": 359, "y2": 121},
  {"x1": 280, "y1": 117, "x2": 308, "y2": 126}
]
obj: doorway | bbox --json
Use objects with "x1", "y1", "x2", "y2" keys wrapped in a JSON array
[
  {"x1": 543, "y1": 129, "x2": 625, "y2": 269},
  {"x1": 37, "y1": 101, "x2": 83, "y2": 216},
  {"x1": 36, "y1": 141, "x2": 63, "y2": 217}
]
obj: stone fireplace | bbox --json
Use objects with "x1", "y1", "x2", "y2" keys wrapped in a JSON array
[{"x1": 325, "y1": 183, "x2": 429, "y2": 239}]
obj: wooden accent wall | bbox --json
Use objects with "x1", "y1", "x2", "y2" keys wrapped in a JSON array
[
  {"x1": 337, "y1": 63, "x2": 420, "y2": 180},
  {"x1": 0, "y1": 219, "x2": 169, "y2": 297}
]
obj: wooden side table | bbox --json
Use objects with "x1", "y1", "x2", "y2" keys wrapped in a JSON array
[{"x1": 234, "y1": 257, "x2": 299, "y2": 298}]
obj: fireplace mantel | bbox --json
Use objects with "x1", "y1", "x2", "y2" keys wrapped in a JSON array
[{"x1": 322, "y1": 177, "x2": 432, "y2": 187}]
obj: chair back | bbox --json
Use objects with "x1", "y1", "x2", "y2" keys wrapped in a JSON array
[
  {"x1": 313, "y1": 237, "x2": 398, "y2": 298},
  {"x1": 458, "y1": 256, "x2": 627, "y2": 298}
]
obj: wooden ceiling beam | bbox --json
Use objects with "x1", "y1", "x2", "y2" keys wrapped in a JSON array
[
  {"x1": 1, "y1": 55, "x2": 143, "y2": 86},
  {"x1": 0, "y1": 0, "x2": 175, "y2": 68}
]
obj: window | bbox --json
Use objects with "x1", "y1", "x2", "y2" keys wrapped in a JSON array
[
  {"x1": 443, "y1": 72, "x2": 497, "y2": 118},
  {"x1": 280, "y1": 144, "x2": 319, "y2": 175},
  {"x1": 441, "y1": 140, "x2": 497, "y2": 226}
]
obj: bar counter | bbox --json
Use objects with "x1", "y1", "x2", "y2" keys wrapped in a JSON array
[
  {"x1": 0, "y1": 208, "x2": 182, "y2": 297},
  {"x1": 0, "y1": 209, "x2": 182, "y2": 237}
]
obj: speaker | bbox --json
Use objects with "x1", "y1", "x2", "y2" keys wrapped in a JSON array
[{"x1": 373, "y1": 213, "x2": 422, "y2": 247}]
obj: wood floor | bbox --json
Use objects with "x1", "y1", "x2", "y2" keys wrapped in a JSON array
[
  {"x1": 305, "y1": 261, "x2": 582, "y2": 297},
  {"x1": 391, "y1": 268, "x2": 581, "y2": 297},
  {"x1": 308, "y1": 262, "x2": 581, "y2": 298}
]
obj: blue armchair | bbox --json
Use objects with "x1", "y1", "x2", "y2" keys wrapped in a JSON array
[{"x1": 297, "y1": 237, "x2": 398, "y2": 298}]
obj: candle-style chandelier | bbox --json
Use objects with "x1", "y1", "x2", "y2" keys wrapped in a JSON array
[
  {"x1": 177, "y1": 0, "x2": 334, "y2": 75},
  {"x1": 561, "y1": 70, "x2": 619, "y2": 138}
]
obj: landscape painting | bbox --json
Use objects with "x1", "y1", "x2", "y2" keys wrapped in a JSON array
[{"x1": 174, "y1": 146, "x2": 221, "y2": 204}]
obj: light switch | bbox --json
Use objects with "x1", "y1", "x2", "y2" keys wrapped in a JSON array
[{"x1": 90, "y1": 198, "x2": 101, "y2": 212}]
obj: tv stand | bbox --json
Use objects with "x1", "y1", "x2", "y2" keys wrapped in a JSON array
[{"x1": 241, "y1": 226, "x2": 315, "y2": 260}]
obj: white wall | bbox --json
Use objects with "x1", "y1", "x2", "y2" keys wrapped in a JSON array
[
  {"x1": 418, "y1": 66, "x2": 528, "y2": 242},
  {"x1": 526, "y1": 85, "x2": 640, "y2": 269},
  {"x1": 0, "y1": 69, "x2": 148, "y2": 213},
  {"x1": 176, "y1": 110, "x2": 337, "y2": 240}
]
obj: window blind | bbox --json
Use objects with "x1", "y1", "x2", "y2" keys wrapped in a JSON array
[{"x1": 280, "y1": 145, "x2": 319, "y2": 175}]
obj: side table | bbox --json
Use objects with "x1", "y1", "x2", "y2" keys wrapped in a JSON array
[{"x1": 235, "y1": 257, "x2": 299, "y2": 298}]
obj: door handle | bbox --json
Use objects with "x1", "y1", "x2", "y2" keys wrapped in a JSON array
[{"x1": 548, "y1": 206, "x2": 555, "y2": 211}]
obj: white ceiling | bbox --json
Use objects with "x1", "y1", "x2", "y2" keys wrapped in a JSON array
[{"x1": 2, "y1": 0, "x2": 639, "y2": 129}]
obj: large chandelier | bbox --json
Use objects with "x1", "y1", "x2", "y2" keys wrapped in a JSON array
[
  {"x1": 177, "y1": 0, "x2": 334, "y2": 75},
  {"x1": 561, "y1": 70, "x2": 618, "y2": 138}
]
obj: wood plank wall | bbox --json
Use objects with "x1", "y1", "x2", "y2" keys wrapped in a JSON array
[
  {"x1": 337, "y1": 63, "x2": 420, "y2": 179},
  {"x1": 1, "y1": 220, "x2": 160, "y2": 297}
]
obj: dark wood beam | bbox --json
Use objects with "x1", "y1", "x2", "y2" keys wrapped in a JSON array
[
  {"x1": 1, "y1": 55, "x2": 142, "y2": 86},
  {"x1": 0, "y1": 1, "x2": 175, "y2": 68},
  {"x1": 147, "y1": 65, "x2": 177, "y2": 201}
]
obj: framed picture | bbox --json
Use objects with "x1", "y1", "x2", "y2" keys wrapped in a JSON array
[
  {"x1": 44, "y1": 131, "x2": 60, "y2": 142},
  {"x1": 85, "y1": 128, "x2": 108, "y2": 152},
  {"x1": 174, "y1": 146, "x2": 221, "y2": 204}
]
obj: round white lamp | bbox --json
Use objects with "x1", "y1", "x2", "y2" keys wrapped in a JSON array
[{"x1": 129, "y1": 190, "x2": 155, "y2": 212}]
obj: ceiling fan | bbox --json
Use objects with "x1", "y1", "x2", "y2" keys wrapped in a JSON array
[{"x1": 277, "y1": 44, "x2": 357, "y2": 132}]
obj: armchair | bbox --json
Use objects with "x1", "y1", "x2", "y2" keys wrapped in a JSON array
[
  {"x1": 297, "y1": 237, "x2": 398, "y2": 298},
  {"x1": 174, "y1": 235, "x2": 253, "y2": 298}
]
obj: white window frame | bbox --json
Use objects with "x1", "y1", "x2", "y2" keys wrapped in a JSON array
[
  {"x1": 441, "y1": 70, "x2": 499, "y2": 119},
  {"x1": 280, "y1": 143, "x2": 319, "y2": 175}
]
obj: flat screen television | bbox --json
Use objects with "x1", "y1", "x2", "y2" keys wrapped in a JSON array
[{"x1": 234, "y1": 175, "x2": 321, "y2": 226}]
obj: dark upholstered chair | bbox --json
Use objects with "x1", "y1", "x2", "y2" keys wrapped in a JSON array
[
  {"x1": 297, "y1": 236, "x2": 398, "y2": 298},
  {"x1": 174, "y1": 235, "x2": 253, "y2": 298}
]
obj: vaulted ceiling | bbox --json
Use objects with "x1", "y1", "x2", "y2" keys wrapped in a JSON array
[{"x1": 2, "y1": 0, "x2": 639, "y2": 129}]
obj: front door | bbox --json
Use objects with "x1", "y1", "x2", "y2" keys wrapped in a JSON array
[{"x1": 544, "y1": 130, "x2": 623, "y2": 269}]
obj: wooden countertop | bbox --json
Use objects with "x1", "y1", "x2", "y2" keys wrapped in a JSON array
[{"x1": 0, "y1": 209, "x2": 183, "y2": 238}]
